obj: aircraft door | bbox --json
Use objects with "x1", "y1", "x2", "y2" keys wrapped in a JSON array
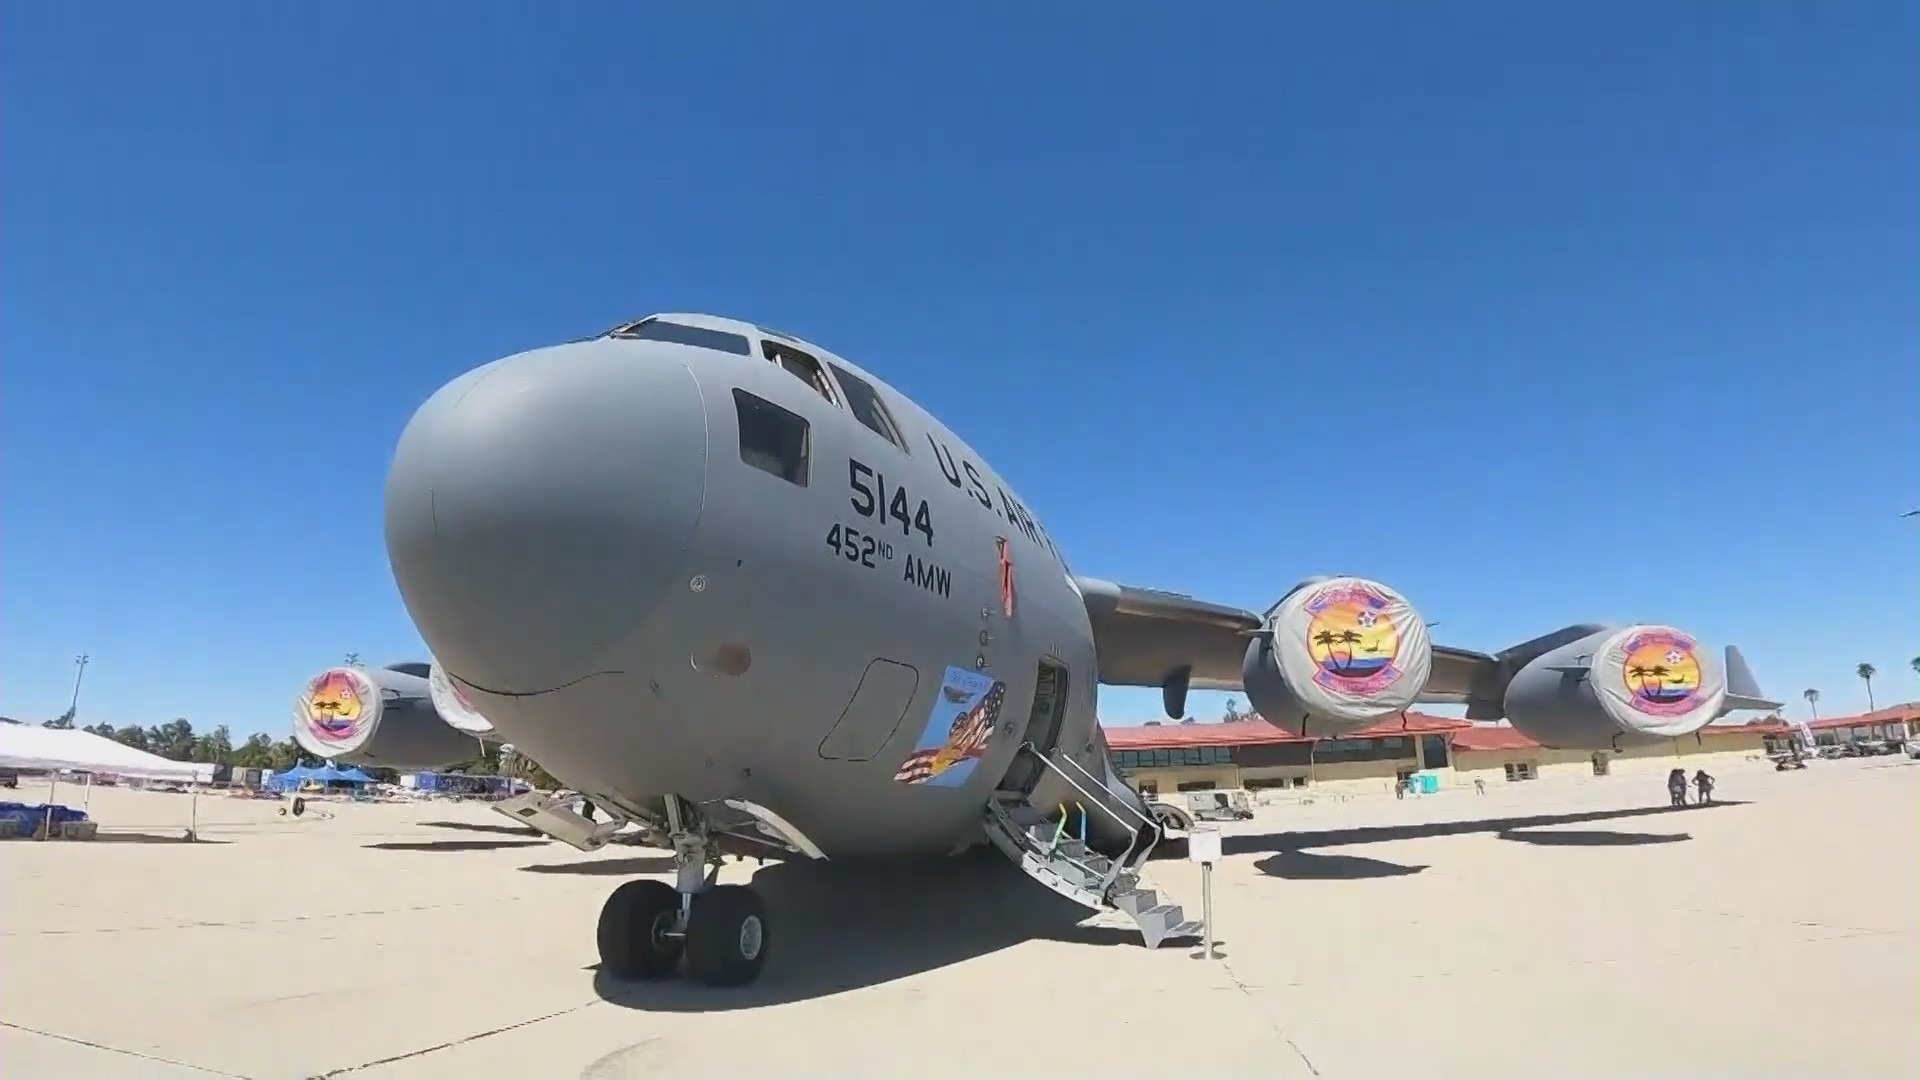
[
  {"x1": 994, "y1": 657, "x2": 1069, "y2": 796},
  {"x1": 817, "y1": 659, "x2": 921, "y2": 762}
]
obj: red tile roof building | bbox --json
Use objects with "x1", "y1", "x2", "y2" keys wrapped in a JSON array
[{"x1": 1099, "y1": 712, "x2": 1804, "y2": 754}]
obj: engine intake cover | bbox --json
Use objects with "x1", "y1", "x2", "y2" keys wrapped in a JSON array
[
  {"x1": 292, "y1": 665, "x2": 483, "y2": 768},
  {"x1": 430, "y1": 660, "x2": 496, "y2": 735},
  {"x1": 1243, "y1": 576, "x2": 1434, "y2": 738},
  {"x1": 1589, "y1": 625, "x2": 1728, "y2": 737},
  {"x1": 1502, "y1": 623, "x2": 1731, "y2": 749}
]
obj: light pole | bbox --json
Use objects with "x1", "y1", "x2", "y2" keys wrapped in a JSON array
[{"x1": 68, "y1": 654, "x2": 90, "y2": 722}]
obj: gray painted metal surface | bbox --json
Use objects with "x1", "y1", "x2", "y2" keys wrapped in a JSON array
[{"x1": 291, "y1": 311, "x2": 1780, "y2": 981}]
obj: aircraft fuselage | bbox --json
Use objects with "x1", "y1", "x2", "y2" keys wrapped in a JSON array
[{"x1": 384, "y1": 315, "x2": 1125, "y2": 858}]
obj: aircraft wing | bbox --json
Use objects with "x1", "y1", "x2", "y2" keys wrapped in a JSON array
[{"x1": 1073, "y1": 576, "x2": 1490, "y2": 709}]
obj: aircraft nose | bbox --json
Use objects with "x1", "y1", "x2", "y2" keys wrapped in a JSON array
[{"x1": 384, "y1": 343, "x2": 708, "y2": 694}]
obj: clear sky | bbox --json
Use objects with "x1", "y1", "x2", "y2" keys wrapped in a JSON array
[{"x1": 3, "y1": 3, "x2": 1915, "y2": 735}]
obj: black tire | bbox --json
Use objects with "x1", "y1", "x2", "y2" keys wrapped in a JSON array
[
  {"x1": 1150, "y1": 804, "x2": 1192, "y2": 833},
  {"x1": 290, "y1": 797, "x2": 307, "y2": 817},
  {"x1": 597, "y1": 879, "x2": 684, "y2": 980},
  {"x1": 683, "y1": 884, "x2": 769, "y2": 988}
]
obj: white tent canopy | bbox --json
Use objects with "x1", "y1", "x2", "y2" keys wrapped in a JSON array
[{"x1": 0, "y1": 725, "x2": 213, "y2": 783}]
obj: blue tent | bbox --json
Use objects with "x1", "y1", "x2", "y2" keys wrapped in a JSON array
[
  {"x1": 269, "y1": 762, "x2": 377, "y2": 789},
  {"x1": 268, "y1": 764, "x2": 315, "y2": 788}
]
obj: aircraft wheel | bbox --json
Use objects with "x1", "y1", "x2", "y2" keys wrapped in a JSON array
[
  {"x1": 683, "y1": 884, "x2": 768, "y2": 987},
  {"x1": 597, "y1": 880, "x2": 684, "y2": 980},
  {"x1": 1150, "y1": 804, "x2": 1191, "y2": 833}
]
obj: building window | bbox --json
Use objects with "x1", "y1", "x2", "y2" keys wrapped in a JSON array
[
  {"x1": 1176, "y1": 780, "x2": 1217, "y2": 792},
  {"x1": 1504, "y1": 762, "x2": 1537, "y2": 782},
  {"x1": 1235, "y1": 741, "x2": 1313, "y2": 768},
  {"x1": 1420, "y1": 734, "x2": 1450, "y2": 769},
  {"x1": 1315, "y1": 735, "x2": 1416, "y2": 764},
  {"x1": 1137, "y1": 782, "x2": 1157, "y2": 797}
]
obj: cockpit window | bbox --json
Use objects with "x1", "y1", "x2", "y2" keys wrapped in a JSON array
[
  {"x1": 828, "y1": 362, "x2": 907, "y2": 452},
  {"x1": 733, "y1": 389, "x2": 810, "y2": 487},
  {"x1": 607, "y1": 319, "x2": 752, "y2": 357},
  {"x1": 761, "y1": 341, "x2": 838, "y2": 404}
]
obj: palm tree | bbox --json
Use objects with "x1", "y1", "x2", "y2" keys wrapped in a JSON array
[
  {"x1": 1857, "y1": 663, "x2": 1877, "y2": 711},
  {"x1": 1803, "y1": 688, "x2": 1820, "y2": 720},
  {"x1": 1910, "y1": 656, "x2": 1919, "y2": 680}
]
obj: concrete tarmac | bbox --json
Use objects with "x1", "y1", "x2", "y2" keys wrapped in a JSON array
[{"x1": 2, "y1": 756, "x2": 1914, "y2": 1079}]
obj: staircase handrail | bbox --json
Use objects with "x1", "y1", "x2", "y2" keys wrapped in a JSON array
[
  {"x1": 1046, "y1": 747, "x2": 1165, "y2": 881},
  {"x1": 1039, "y1": 744, "x2": 1153, "y2": 830},
  {"x1": 1017, "y1": 744, "x2": 1162, "y2": 894}
]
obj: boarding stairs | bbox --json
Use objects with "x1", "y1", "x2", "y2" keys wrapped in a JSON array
[{"x1": 982, "y1": 745, "x2": 1203, "y2": 949}]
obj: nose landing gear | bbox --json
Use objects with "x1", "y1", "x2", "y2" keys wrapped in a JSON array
[{"x1": 595, "y1": 795, "x2": 770, "y2": 988}]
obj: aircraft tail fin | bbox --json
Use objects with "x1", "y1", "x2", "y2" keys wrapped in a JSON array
[{"x1": 1719, "y1": 645, "x2": 1782, "y2": 714}]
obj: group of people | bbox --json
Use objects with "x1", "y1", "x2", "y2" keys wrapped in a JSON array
[{"x1": 1667, "y1": 767, "x2": 1715, "y2": 807}]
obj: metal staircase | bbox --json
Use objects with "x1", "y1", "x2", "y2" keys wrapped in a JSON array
[{"x1": 982, "y1": 746, "x2": 1204, "y2": 949}]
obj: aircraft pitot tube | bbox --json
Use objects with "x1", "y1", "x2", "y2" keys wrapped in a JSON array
[
  {"x1": 1501, "y1": 624, "x2": 1731, "y2": 750},
  {"x1": 291, "y1": 661, "x2": 494, "y2": 770},
  {"x1": 1241, "y1": 575, "x2": 1435, "y2": 739}
]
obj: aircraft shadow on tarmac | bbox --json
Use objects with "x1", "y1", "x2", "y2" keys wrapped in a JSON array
[
  {"x1": 1496, "y1": 828, "x2": 1691, "y2": 847},
  {"x1": 1229, "y1": 801, "x2": 1741, "y2": 879},
  {"x1": 1218, "y1": 800, "x2": 1745, "y2": 859},
  {"x1": 521, "y1": 855, "x2": 678, "y2": 875},
  {"x1": 1254, "y1": 850, "x2": 1427, "y2": 879},
  {"x1": 418, "y1": 819, "x2": 543, "y2": 837},
  {"x1": 585, "y1": 802, "x2": 1745, "y2": 1008},
  {"x1": 365, "y1": 839, "x2": 549, "y2": 852},
  {"x1": 91, "y1": 831, "x2": 230, "y2": 845},
  {"x1": 591, "y1": 850, "x2": 1137, "y2": 1013}
]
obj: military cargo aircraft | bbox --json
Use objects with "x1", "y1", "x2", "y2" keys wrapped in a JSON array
[{"x1": 292, "y1": 313, "x2": 1778, "y2": 987}]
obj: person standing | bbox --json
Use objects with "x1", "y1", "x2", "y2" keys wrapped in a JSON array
[
  {"x1": 1667, "y1": 768, "x2": 1689, "y2": 807},
  {"x1": 1693, "y1": 769, "x2": 1715, "y2": 805}
]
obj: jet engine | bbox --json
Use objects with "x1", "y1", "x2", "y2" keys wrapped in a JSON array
[
  {"x1": 292, "y1": 663, "x2": 490, "y2": 769},
  {"x1": 1503, "y1": 624, "x2": 1730, "y2": 750},
  {"x1": 1241, "y1": 576, "x2": 1435, "y2": 738},
  {"x1": 428, "y1": 659, "x2": 495, "y2": 736}
]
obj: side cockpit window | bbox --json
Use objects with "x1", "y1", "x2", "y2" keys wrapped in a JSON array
[
  {"x1": 827, "y1": 362, "x2": 908, "y2": 452},
  {"x1": 733, "y1": 389, "x2": 810, "y2": 487},
  {"x1": 607, "y1": 319, "x2": 752, "y2": 356},
  {"x1": 761, "y1": 340, "x2": 837, "y2": 404}
]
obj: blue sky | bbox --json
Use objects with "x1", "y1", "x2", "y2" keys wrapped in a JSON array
[{"x1": 3, "y1": 3, "x2": 1915, "y2": 735}]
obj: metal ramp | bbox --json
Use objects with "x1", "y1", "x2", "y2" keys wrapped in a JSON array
[{"x1": 982, "y1": 747, "x2": 1203, "y2": 949}]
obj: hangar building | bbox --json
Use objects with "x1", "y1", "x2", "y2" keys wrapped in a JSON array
[{"x1": 1100, "y1": 709, "x2": 1821, "y2": 797}]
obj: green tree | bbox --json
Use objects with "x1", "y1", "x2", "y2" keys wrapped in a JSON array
[
  {"x1": 43, "y1": 710, "x2": 75, "y2": 729},
  {"x1": 268, "y1": 737, "x2": 316, "y2": 772},
  {"x1": 147, "y1": 718, "x2": 196, "y2": 761},
  {"x1": 81, "y1": 722, "x2": 116, "y2": 740},
  {"x1": 113, "y1": 724, "x2": 152, "y2": 751},
  {"x1": 194, "y1": 725, "x2": 234, "y2": 765},
  {"x1": 1856, "y1": 663, "x2": 1877, "y2": 711},
  {"x1": 231, "y1": 733, "x2": 276, "y2": 769}
]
